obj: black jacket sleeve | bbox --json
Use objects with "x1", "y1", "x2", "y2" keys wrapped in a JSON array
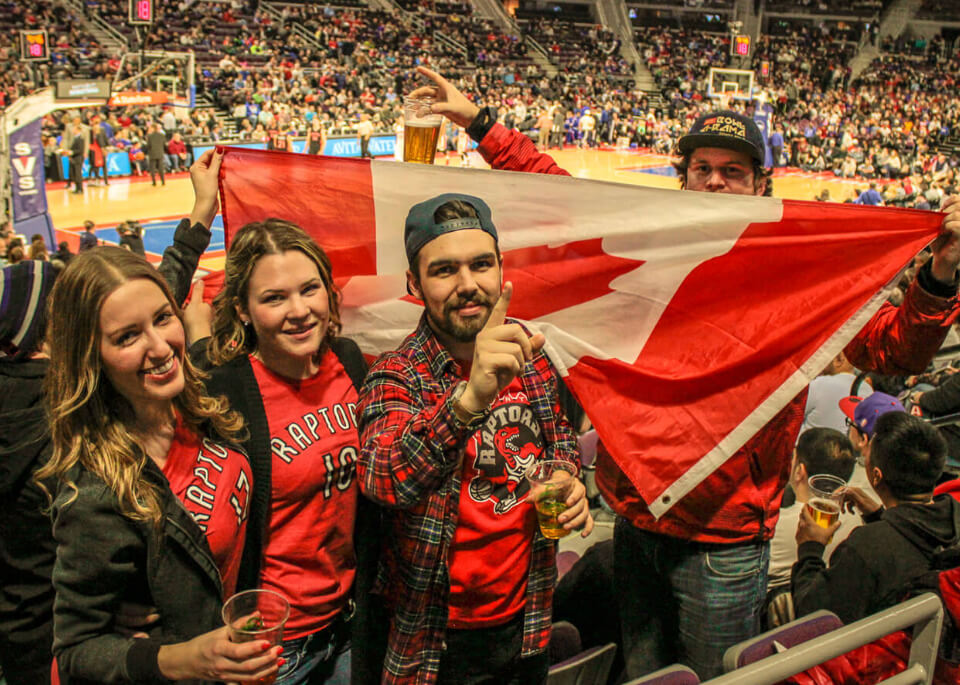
[
  {"x1": 791, "y1": 533, "x2": 877, "y2": 625},
  {"x1": 157, "y1": 219, "x2": 211, "y2": 307},
  {"x1": 51, "y1": 481, "x2": 168, "y2": 683},
  {"x1": 919, "y1": 372, "x2": 960, "y2": 415}
]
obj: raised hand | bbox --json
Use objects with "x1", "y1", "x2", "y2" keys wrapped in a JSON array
[
  {"x1": 183, "y1": 279, "x2": 214, "y2": 345},
  {"x1": 931, "y1": 195, "x2": 960, "y2": 284},
  {"x1": 457, "y1": 282, "x2": 545, "y2": 414},
  {"x1": 410, "y1": 66, "x2": 481, "y2": 130},
  {"x1": 189, "y1": 148, "x2": 224, "y2": 229}
]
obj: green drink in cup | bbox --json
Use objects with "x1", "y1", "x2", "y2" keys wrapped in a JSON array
[
  {"x1": 526, "y1": 460, "x2": 578, "y2": 539},
  {"x1": 222, "y1": 589, "x2": 290, "y2": 685}
]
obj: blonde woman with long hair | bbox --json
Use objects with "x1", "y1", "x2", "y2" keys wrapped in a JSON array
[{"x1": 38, "y1": 248, "x2": 282, "y2": 684}]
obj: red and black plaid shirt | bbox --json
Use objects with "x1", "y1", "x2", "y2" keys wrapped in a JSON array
[{"x1": 356, "y1": 314, "x2": 579, "y2": 684}]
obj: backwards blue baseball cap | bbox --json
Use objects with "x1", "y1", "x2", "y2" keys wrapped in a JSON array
[{"x1": 404, "y1": 193, "x2": 498, "y2": 264}]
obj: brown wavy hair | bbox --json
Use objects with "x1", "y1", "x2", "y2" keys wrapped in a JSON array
[
  {"x1": 207, "y1": 218, "x2": 342, "y2": 366},
  {"x1": 36, "y1": 247, "x2": 245, "y2": 525}
]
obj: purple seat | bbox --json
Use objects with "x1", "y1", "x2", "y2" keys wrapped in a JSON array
[
  {"x1": 549, "y1": 621, "x2": 582, "y2": 665},
  {"x1": 557, "y1": 549, "x2": 580, "y2": 580},
  {"x1": 722, "y1": 609, "x2": 843, "y2": 672},
  {"x1": 624, "y1": 664, "x2": 700, "y2": 684},
  {"x1": 577, "y1": 430, "x2": 599, "y2": 468},
  {"x1": 547, "y1": 643, "x2": 617, "y2": 685}
]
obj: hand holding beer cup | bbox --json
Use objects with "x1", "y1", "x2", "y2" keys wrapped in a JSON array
[
  {"x1": 409, "y1": 66, "x2": 481, "y2": 130},
  {"x1": 526, "y1": 460, "x2": 578, "y2": 539},
  {"x1": 799, "y1": 474, "x2": 845, "y2": 545},
  {"x1": 796, "y1": 502, "x2": 841, "y2": 546},
  {"x1": 221, "y1": 589, "x2": 290, "y2": 684},
  {"x1": 525, "y1": 461, "x2": 594, "y2": 539},
  {"x1": 838, "y1": 485, "x2": 882, "y2": 517},
  {"x1": 402, "y1": 94, "x2": 443, "y2": 164}
]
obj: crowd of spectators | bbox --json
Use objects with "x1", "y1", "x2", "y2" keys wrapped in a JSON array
[
  {"x1": 916, "y1": 0, "x2": 960, "y2": 20},
  {"x1": 2, "y1": 0, "x2": 958, "y2": 204},
  {"x1": 520, "y1": 16, "x2": 629, "y2": 76},
  {"x1": 0, "y1": 0, "x2": 117, "y2": 107},
  {"x1": 625, "y1": 15, "x2": 959, "y2": 205},
  {"x1": 764, "y1": 0, "x2": 886, "y2": 16}
]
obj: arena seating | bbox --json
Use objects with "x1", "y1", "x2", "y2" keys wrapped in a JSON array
[{"x1": 1, "y1": 0, "x2": 956, "y2": 201}]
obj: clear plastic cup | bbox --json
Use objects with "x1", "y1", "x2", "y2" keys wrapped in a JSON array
[
  {"x1": 402, "y1": 96, "x2": 443, "y2": 164},
  {"x1": 806, "y1": 474, "x2": 845, "y2": 530},
  {"x1": 222, "y1": 589, "x2": 290, "y2": 684},
  {"x1": 526, "y1": 460, "x2": 578, "y2": 539}
]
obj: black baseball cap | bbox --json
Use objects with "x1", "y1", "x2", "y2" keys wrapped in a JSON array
[
  {"x1": 404, "y1": 193, "x2": 498, "y2": 264},
  {"x1": 678, "y1": 110, "x2": 766, "y2": 164}
]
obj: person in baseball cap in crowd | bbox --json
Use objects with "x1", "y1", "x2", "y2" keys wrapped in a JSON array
[
  {"x1": 405, "y1": 65, "x2": 960, "y2": 679},
  {"x1": 356, "y1": 192, "x2": 591, "y2": 685},
  {"x1": 674, "y1": 110, "x2": 773, "y2": 196},
  {"x1": 839, "y1": 392, "x2": 906, "y2": 458}
]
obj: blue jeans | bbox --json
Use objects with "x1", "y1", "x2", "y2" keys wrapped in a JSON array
[
  {"x1": 614, "y1": 518, "x2": 770, "y2": 680},
  {"x1": 275, "y1": 622, "x2": 350, "y2": 685}
]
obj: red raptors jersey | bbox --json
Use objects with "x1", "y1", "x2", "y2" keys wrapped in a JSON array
[
  {"x1": 447, "y1": 376, "x2": 543, "y2": 628},
  {"x1": 250, "y1": 350, "x2": 360, "y2": 638},
  {"x1": 163, "y1": 418, "x2": 252, "y2": 597}
]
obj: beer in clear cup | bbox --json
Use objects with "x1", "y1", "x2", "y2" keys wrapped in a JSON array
[
  {"x1": 403, "y1": 96, "x2": 442, "y2": 164},
  {"x1": 526, "y1": 460, "x2": 578, "y2": 539},
  {"x1": 806, "y1": 474, "x2": 845, "y2": 530},
  {"x1": 222, "y1": 589, "x2": 290, "y2": 685}
]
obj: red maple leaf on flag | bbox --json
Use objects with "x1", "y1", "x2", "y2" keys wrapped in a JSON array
[{"x1": 501, "y1": 239, "x2": 645, "y2": 321}]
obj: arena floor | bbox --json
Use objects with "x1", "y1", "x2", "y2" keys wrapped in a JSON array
[{"x1": 46, "y1": 146, "x2": 867, "y2": 272}]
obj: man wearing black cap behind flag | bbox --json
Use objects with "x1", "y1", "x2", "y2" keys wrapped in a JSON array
[
  {"x1": 356, "y1": 193, "x2": 592, "y2": 684},
  {"x1": 402, "y1": 67, "x2": 960, "y2": 679}
]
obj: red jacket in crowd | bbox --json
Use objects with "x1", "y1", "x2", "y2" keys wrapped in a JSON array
[{"x1": 474, "y1": 122, "x2": 960, "y2": 545}]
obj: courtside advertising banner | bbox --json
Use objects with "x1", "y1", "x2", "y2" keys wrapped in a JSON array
[
  {"x1": 8, "y1": 118, "x2": 55, "y2": 246},
  {"x1": 216, "y1": 148, "x2": 944, "y2": 517}
]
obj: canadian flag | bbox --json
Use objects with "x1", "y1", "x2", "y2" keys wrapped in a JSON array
[{"x1": 217, "y1": 148, "x2": 942, "y2": 517}]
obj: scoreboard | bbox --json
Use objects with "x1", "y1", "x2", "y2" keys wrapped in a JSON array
[
  {"x1": 129, "y1": 0, "x2": 155, "y2": 24},
  {"x1": 733, "y1": 35, "x2": 751, "y2": 58},
  {"x1": 19, "y1": 29, "x2": 50, "y2": 61}
]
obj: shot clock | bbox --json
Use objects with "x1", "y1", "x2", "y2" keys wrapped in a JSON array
[
  {"x1": 129, "y1": 0, "x2": 154, "y2": 24},
  {"x1": 19, "y1": 30, "x2": 50, "y2": 62}
]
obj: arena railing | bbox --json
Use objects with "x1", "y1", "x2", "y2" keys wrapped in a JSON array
[{"x1": 703, "y1": 594, "x2": 944, "y2": 685}]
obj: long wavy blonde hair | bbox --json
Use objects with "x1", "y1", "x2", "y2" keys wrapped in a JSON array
[
  {"x1": 207, "y1": 218, "x2": 342, "y2": 365},
  {"x1": 37, "y1": 247, "x2": 245, "y2": 525}
]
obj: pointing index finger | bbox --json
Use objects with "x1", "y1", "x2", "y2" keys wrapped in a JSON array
[
  {"x1": 415, "y1": 65, "x2": 446, "y2": 88},
  {"x1": 483, "y1": 282, "x2": 512, "y2": 330}
]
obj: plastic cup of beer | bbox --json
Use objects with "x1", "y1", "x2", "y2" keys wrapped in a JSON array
[
  {"x1": 222, "y1": 589, "x2": 290, "y2": 684},
  {"x1": 806, "y1": 474, "x2": 845, "y2": 530},
  {"x1": 526, "y1": 460, "x2": 578, "y2": 539},
  {"x1": 403, "y1": 95, "x2": 442, "y2": 164}
]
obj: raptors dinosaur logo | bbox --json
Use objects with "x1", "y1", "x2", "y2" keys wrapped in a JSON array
[{"x1": 466, "y1": 392, "x2": 544, "y2": 514}]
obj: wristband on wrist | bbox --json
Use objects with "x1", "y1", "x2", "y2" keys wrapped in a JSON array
[
  {"x1": 450, "y1": 381, "x2": 490, "y2": 427},
  {"x1": 466, "y1": 106, "x2": 497, "y2": 143}
]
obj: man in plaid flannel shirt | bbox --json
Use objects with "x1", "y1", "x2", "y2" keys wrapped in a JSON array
[{"x1": 356, "y1": 193, "x2": 593, "y2": 684}]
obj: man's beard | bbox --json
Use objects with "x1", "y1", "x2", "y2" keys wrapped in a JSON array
[{"x1": 429, "y1": 291, "x2": 496, "y2": 343}]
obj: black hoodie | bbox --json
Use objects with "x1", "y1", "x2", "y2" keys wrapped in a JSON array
[
  {"x1": 792, "y1": 494, "x2": 960, "y2": 624},
  {"x1": 0, "y1": 358, "x2": 55, "y2": 683}
]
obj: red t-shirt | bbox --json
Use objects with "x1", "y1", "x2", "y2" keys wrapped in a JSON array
[
  {"x1": 447, "y1": 376, "x2": 543, "y2": 628},
  {"x1": 163, "y1": 418, "x2": 252, "y2": 597},
  {"x1": 250, "y1": 350, "x2": 360, "y2": 638}
]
